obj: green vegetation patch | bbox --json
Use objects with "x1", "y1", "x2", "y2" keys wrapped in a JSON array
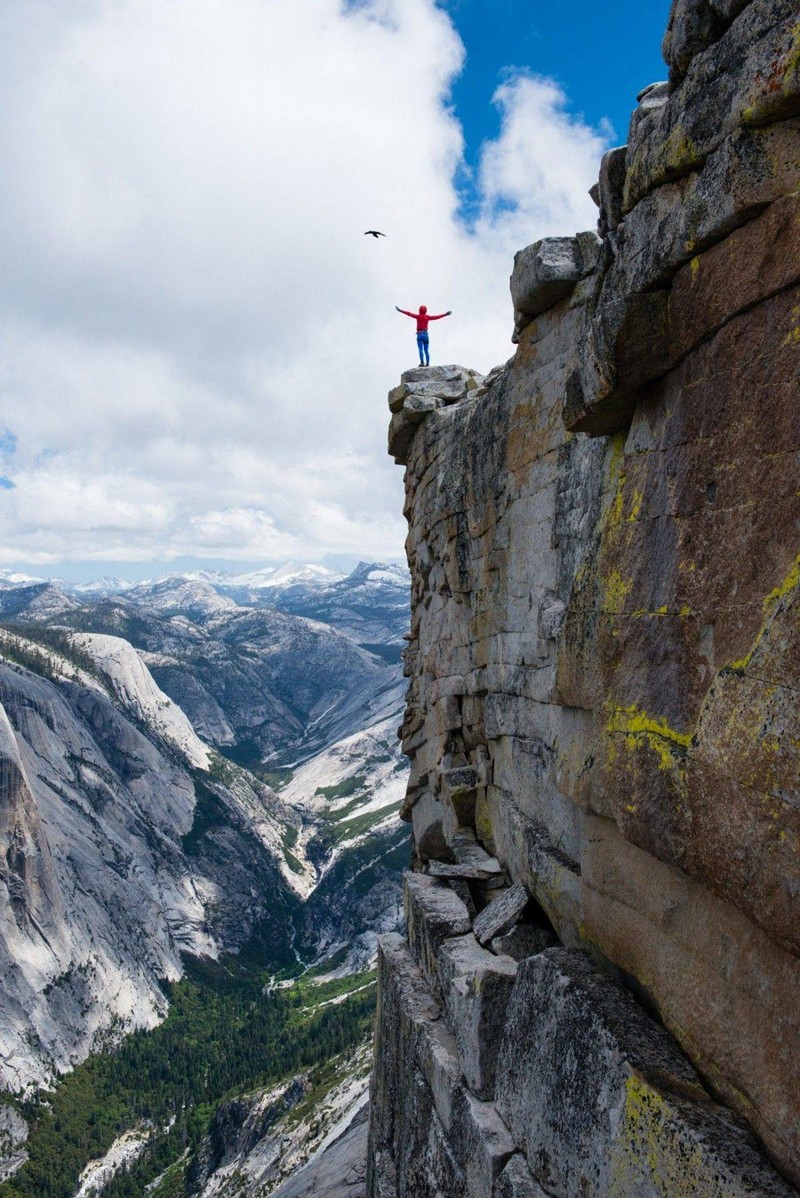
[
  {"x1": 314, "y1": 774, "x2": 366, "y2": 801},
  {"x1": 328, "y1": 801, "x2": 399, "y2": 844},
  {"x1": 218, "y1": 738, "x2": 264, "y2": 770},
  {"x1": 261, "y1": 768, "x2": 294, "y2": 790},
  {"x1": 283, "y1": 849, "x2": 304, "y2": 874},
  {"x1": 181, "y1": 778, "x2": 229, "y2": 856},
  {"x1": 281, "y1": 825, "x2": 299, "y2": 851},
  {"x1": 0, "y1": 960, "x2": 376, "y2": 1198},
  {"x1": 0, "y1": 624, "x2": 102, "y2": 685}
]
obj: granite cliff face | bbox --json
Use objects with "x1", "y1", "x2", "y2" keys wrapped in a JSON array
[{"x1": 370, "y1": 1, "x2": 800, "y2": 1194}]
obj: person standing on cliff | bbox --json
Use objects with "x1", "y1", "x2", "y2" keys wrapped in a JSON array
[{"x1": 395, "y1": 304, "x2": 451, "y2": 367}]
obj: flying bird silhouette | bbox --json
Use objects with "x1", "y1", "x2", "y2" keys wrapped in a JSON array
[{"x1": 364, "y1": 230, "x2": 386, "y2": 238}]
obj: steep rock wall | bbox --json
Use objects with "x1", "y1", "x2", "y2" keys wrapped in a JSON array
[{"x1": 369, "y1": 1, "x2": 800, "y2": 1194}]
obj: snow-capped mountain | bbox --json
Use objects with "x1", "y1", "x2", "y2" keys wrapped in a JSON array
[
  {"x1": 212, "y1": 562, "x2": 346, "y2": 611},
  {"x1": 0, "y1": 581, "x2": 81, "y2": 621},
  {"x1": 0, "y1": 562, "x2": 411, "y2": 650},
  {"x1": 226, "y1": 563, "x2": 345, "y2": 590},
  {"x1": 70, "y1": 576, "x2": 137, "y2": 597},
  {"x1": 271, "y1": 562, "x2": 410, "y2": 647},
  {"x1": 0, "y1": 571, "x2": 45, "y2": 589},
  {"x1": 126, "y1": 575, "x2": 239, "y2": 619}
]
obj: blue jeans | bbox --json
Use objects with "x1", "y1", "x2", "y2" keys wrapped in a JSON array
[{"x1": 417, "y1": 331, "x2": 429, "y2": 365}]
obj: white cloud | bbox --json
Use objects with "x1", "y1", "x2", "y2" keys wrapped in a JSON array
[{"x1": 0, "y1": 0, "x2": 609, "y2": 570}]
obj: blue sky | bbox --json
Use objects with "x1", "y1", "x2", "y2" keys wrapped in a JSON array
[
  {"x1": 447, "y1": 0, "x2": 671, "y2": 150},
  {"x1": 447, "y1": 0, "x2": 671, "y2": 214},
  {"x1": 0, "y1": 0, "x2": 675, "y2": 582}
]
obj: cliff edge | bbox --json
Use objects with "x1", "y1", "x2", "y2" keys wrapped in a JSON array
[{"x1": 370, "y1": 1, "x2": 800, "y2": 1194}]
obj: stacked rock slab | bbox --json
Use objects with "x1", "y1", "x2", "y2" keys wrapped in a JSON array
[{"x1": 369, "y1": 0, "x2": 800, "y2": 1194}]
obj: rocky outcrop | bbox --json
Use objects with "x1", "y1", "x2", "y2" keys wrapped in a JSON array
[{"x1": 370, "y1": 0, "x2": 800, "y2": 1193}]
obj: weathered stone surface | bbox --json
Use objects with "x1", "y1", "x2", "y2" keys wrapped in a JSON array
[
  {"x1": 388, "y1": 366, "x2": 485, "y2": 465},
  {"x1": 631, "y1": 2, "x2": 800, "y2": 209},
  {"x1": 621, "y1": 118, "x2": 800, "y2": 292},
  {"x1": 490, "y1": 924, "x2": 556, "y2": 962},
  {"x1": 495, "y1": 949, "x2": 796, "y2": 1198},
  {"x1": 387, "y1": 410, "x2": 417, "y2": 467},
  {"x1": 473, "y1": 883, "x2": 529, "y2": 945},
  {"x1": 368, "y1": 931, "x2": 517, "y2": 1198},
  {"x1": 566, "y1": 121, "x2": 800, "y2": 435},
  {"x1": 667, "y1": 190, "x2": 800, "y2": 362},
  {"x1": 708, "y1": 0, "x2": 750, "y2": 17},
  {"x1": 437, "y1": 933, "x2": 517, "y2": 1099},
  {"x1": 410, "y1": 792, "x2": 450, "y2": 861},
  {"x1": 662, "y1": 0, "x2": 723, "y2": 80},
  {"x1": 628, "y1": 81, "x2": 671, "y2": 143},
  {"x1": 387, "y1": 383, "x2": 409, "y2": 413},
  {"x1": 563, "y1": 0, "x2": 800, "y2": 437},
  {"x1": 451, "y1": 1085, "x2": 515, "y2": 1198},
  {"x1": 368, "y1": 934, "x2": 459, "y2": 1198},
  {"x1": 448, "y1": 878, "x2": 477, "y2": 918},
  {"x1": 510, "y1": 237, "x2": 582, "y2": 321},
  {"x1": 596, "y1": 145, "x2": 628, "y2": 233},
  {"x1": 494, "y1": 1154, "x2": 550, "y2": 1198},
  {"x1": 404, "y1": 873, "x2": 471, "y2": 988},
  {"x1": 580, "y1": 282, "x2": 800, "y2": 954},
  {"x1": 581, "y1": 814, "x2": 800, "y2": 1180},
  {"x1": 428, "y1": 858, "x2": 502, "y2": 880},
  {"x1": 426, "y1": 838, "x2": 504, "y2": 880}
]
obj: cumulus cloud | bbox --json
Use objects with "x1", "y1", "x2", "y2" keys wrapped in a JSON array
[{"x1": 0, "y1": 0, "x2": 610, "y2": 569}]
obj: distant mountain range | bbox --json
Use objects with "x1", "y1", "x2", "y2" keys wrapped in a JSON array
[
  {"x1": 0, "y1": 561, "x2": 410, "y2": 649},
  {"x1": 0, "y1": 558, "x2": 406, "y2": 613}
]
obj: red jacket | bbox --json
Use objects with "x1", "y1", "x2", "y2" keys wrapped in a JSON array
[{"x1": 398, "y1": 308, "x2": 449, "y2": 332}]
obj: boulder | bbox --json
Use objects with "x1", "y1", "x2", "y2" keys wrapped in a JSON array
[
  {"x1": 411, "y1": 792, "x2": 451, "y2": 861},
  {"x1": 473, "y1": 883, "x2": 529, "y2": 945},
  {"x1": 490, "y1": 924, "x2": 557, "y2": 961},
  {"x1": 596, "y1": 145, "x2": 628, "y2": 233},
  {"x1": 437, "y1": 933, "x2": 517, "y2": 1099},
  {"x1": 510, "y1": 237, "x2": 582, "y2": 325},
  {"x1": 662, "y1": 0, "x2": 723, "y2": 81},
  {"x1": 404, "y1": 873, "x2": 472, "y2": 989}
]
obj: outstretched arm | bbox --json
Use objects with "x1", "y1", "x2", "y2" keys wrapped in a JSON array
[
  {"x1": 395, "y1": 307, "x2": 415, "y2": 318},
  {"x1": 428, "y1": 311, "x2": 452, "y2": 320}
]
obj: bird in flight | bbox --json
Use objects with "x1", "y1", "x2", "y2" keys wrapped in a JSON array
[{"x1": 364, "y1": 230, "x2": 386, "y2": 238}]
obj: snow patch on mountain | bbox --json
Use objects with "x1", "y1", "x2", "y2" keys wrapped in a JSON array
[
  {"x1": 70, "y1": 577, "x2": 137, "y2": 597},
  {"x1": 0, "y1": 571, "x2": 44, "y2": 588},
  {"x1": 0, "y1": 582, "x2": 81, "y2": 622},
  {"x1": 284, "y1": 712, "x2": 406, "y2": 829},
  {"x1": 227, "y1": 563, "x2": 345, "y2": 590},
  {"x1": 127, "y1": 577, "x2": 239, "y2": 618}
]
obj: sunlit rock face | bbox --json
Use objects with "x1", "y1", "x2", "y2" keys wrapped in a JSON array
[
  {"x1": 0, "y1": 641, "x2": 288, "y2": 1092},
  {"x1": 369, "y1": 0, "x2": 800, "y2": 1192}
]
